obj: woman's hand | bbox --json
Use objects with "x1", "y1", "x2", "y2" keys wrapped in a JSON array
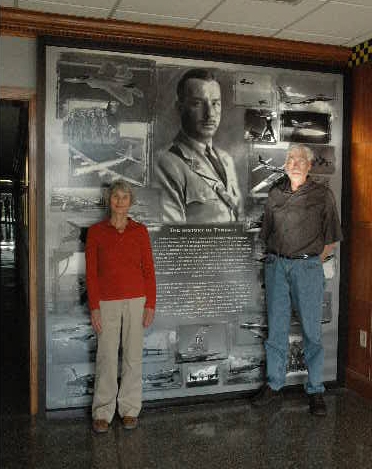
[
  {"x1": 143, "y1": 308, "x2": 155, "y2": 328},
  {"x1": 90, "y1": 309, "x2": 102, "y2": 334}
]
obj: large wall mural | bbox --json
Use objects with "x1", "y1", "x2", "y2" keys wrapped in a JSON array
[{"x1": 44, "y1": 46, "x2": 343, "y2": 409}]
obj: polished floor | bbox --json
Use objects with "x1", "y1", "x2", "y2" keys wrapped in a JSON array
[
  {"x1": 1, "y1": 390, "x2": 372, "y2": 469},
  {"x1": 1, "y1": 223, "x2": 372, "y2": 469}
]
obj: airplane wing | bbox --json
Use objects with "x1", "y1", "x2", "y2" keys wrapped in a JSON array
[
  {"x1": 251, "y1": 172, "x2": 283, "y2": 194},
  {"x1": 101, "y1": 82, "x2": 135, "y2": 106},
  {"x1": 252, "y1": 156, "x2": 273, "y2": 172}
]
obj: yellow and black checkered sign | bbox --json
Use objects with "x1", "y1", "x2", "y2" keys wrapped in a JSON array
[{"x1": 348, "y1": 39, "x2": 372, "y2": 67}]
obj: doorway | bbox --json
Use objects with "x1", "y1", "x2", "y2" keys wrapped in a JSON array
[{"x1": 0, "y1": 89, "x2": 38, "y2": 415}]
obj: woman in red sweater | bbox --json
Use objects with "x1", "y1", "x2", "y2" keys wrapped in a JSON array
[{"x1": 85, "y1": 180, "x2": 156, "y2": 434}]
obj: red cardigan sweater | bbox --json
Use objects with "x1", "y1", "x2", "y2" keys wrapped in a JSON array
[{"x1": 85, "y1": 218, "x2": 156, "y2": 311}]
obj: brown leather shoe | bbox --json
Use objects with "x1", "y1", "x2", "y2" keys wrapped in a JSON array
[
  {"x1": 251, "y1": 384, "x2": 283, "y2": 407},
  {"x1": 122, "y1": 416, "x2": 138, "y2": 430},
  {"x1": 92, "y1": 419, "x2": 109, "y2": 433}
]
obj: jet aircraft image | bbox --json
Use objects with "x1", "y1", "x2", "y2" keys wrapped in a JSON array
[
  {"x1": 64, "y1": 62, "x2": 144, "y2": 106},
  {"x1": 278, "y1": 86, "x2": 333, "y2": 106}
]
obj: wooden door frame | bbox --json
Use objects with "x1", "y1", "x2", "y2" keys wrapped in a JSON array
[{"x1": 0, "y1": 86, "x2": 38, "y2": 415}]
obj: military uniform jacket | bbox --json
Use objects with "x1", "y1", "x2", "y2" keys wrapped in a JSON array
[{"x1": 155, "y1": 132, "x2": 243, "y2": 223}]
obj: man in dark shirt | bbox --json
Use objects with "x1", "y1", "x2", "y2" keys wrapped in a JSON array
[{"x1": 252, "y1": 144, "x2": 342, "y2": 416}]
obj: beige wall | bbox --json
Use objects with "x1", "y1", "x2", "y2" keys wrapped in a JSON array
[{"x1": 0, "y1": 37, "x2": 36, "y2": 89}]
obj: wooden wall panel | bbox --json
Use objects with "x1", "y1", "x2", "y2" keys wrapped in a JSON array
[
  {"x1": 350, "y1": 144, "x2": 372, "y2": 223},
  {"x1": 351, "y1": 64, "x2": 372, "y2": 143},
  {"x1": 349, "y1": 225, "x2": 372, "y2": 302},
  {"x1": 347, "y1": 62, "x2": 372, "y2": 401},
  {"x1": 347, "y1": 299, "x2": 371, "y2": 376}
]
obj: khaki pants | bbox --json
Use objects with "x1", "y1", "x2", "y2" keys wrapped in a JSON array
[{"x1": 92, "y1": 297, "x2": 146, "y2": 423}]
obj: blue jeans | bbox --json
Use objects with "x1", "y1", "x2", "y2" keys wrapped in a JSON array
[{"x1": 264, "y1": 254, "x2": 325, "y2": 394}]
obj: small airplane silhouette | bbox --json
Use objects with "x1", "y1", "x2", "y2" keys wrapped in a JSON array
[
  {"x1": 239, "y1": 78, "x2": 254, "y2": 85},
  {"x1": 291, "y1": 119, "x2": 314, "y2": 128},
  {"x1": 240, "y1": 322, "x2": 268, "y2": 339}
]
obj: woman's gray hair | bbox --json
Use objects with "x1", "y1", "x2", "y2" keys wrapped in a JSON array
[
  {"x1": 105, "y1": 179, "x2": 134, "y2": 211},
  {"x1": 286, "y1": 144, "x2": 314, "y2": 163}
]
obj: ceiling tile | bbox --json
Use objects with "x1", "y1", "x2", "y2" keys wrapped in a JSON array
[
  {"x1": 285, "y1": 2, "x2": 372, "y2": 39},
  {"x1": 334, "y1": 0, "x2": 372, "y2": 5},
  {"x1": 206, "y1": 0, "x2": 324, "y2": 29},
  {"x1": 18, "y1": 0, "x2": 110, "y2": 18},
  {"x1": 199, "y1": 20, "x2": 278, "y2": 37},
  {"x1": 344, "y1": 31, "x2": 372, "y2": 47},
  {"x1": 275, "y1": 29, "x2": 351, "y2": 45},
  {"x1": 115, "y1": 0, "x2": 222, "y2": 18},
  {"x1": 114, "y1": 10, "x2": 198, "y2": 28}
]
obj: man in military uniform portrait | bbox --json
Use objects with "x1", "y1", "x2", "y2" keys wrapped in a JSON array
[{"x1": 155, "y1": 68, "x2": 243, "y2": 224}]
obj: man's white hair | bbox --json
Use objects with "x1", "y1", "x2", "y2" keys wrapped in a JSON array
[{"x1": 286, "y1": 144, "x2": 314, "y2": 163}]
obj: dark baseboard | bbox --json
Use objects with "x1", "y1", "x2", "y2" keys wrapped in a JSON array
[{"x1": 346, "y1": 368, "x2": 372, "y2": 401}]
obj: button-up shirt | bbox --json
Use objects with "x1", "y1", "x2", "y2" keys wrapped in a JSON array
[{"x1": 260, "y1": 176, "x2": 343, "y2": 257}]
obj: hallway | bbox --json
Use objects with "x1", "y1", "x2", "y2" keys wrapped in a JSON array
[{"x1": 0, "y1": 221, "x2": 29, "y2": 416}]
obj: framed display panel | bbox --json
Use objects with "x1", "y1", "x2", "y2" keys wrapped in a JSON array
[{"x1": 43, "y1": 41, "x2": 344, "y2": 410}]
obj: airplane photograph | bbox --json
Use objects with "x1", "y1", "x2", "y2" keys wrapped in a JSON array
[
  {"x1": 63, "y1": 61, "x2": 144, "y2": 107},
  {"x1": 176, "y1": 324, "x2": 227, "y2": 364},
  {"x1": 56, "y1": 51, "x2": 155, "y2": 121},
  {"x1": 276, "y1": 73, "x2": 336, "y2": 113},
  {"x1": 280, "y1": 111, "x2": 331, "y2": 144},
  {"x1": 68, "y1": 136, "x2": 146, "y2": 186},
  {"x1": 186, "y1": 364, "x2": 219, "y2": 387},
  {"x1": 225, "y1": 354, "x2": 265, "y2": 385},
  {"x1": 143, "y1": 364, "x2": 182, "y2": 390},
  {"x1": 250, "y1": 155, "x2": 285, "y2": 196},
  {"x1": 51, "y1": 187, "x2": 106, "y2": 212},
  {"x1": 244, "y1": 109, "x2": 278, "y2": 144},
  {"x1": 235, "y1": 72, "x2": 274, "y2": 108},
  {"x1": 278, "y1": 86, "x2": 334, "y2": 106},
  {"x1": 142, "y1": 329, "x2": 176, "y2": 363},
  {"x1": 66, "y1": 367, "x2": 95, "y2": 397}
]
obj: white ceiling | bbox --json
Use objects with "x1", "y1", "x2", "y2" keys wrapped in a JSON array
[{"x1": 1, "y1": 0, "x2": 372, "y2": 47}]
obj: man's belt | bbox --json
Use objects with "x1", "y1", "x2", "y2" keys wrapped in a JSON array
[{"x1": 268, "y1": 252, "x2": 317, "y2": 260}]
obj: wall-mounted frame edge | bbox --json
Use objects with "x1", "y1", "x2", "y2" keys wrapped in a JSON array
[
  {"x1": 38, "y1": 32, "x2": 351, "y2": 412},
  {"x1": 337, "y1": 69, "x2": 352, "y2": 386},
  {"x1": 36, "y1": 37, "x2": 47, "y2": 417},
  {"x1": 1, "y1": 6, "x2": 351, "y2": 70}
]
